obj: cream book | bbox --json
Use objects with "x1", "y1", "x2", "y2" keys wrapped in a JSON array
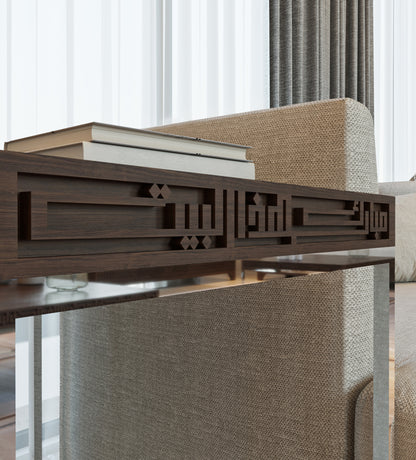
[
  {"x1": 34, "y1": 142, "x2": 255, "y2": 179},
  {"x1": 4, "y1": 122, "x2": 249, "y2": 161}
]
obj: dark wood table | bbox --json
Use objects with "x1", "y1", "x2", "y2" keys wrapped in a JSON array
[
  {"x1": 89, "y1": 261, "x2": 237, "y2": 285},
  {"x1": 0, "y1": 150, "x2": 394, "y2": 280},
  {"x1": 0, "y1": 150, "x2": 395, "y2": 459},
  {"x1": 242, "y1": 254, "x2": 395, "y2": 282},
  {"x1": 0, "y1": 281, "x2": 158, "y2": 329},
  {"x1": 0, "y1": 281, "x2": 158, "y2": 458}
]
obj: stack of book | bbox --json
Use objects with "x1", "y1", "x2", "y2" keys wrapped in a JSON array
[{"x1": 4, "y1": 122, "x2": 255, "y2": 179}]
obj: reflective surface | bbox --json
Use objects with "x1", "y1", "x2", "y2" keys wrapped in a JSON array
[{"x1": 0, "y1": 260, "x2": 395, "y2": 459}]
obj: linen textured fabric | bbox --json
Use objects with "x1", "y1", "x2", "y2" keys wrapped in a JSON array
[
  {"x1": 354, "y1": 264, "x2": 390, "y2": 460},
  {"x1": 392, "y1": 284, "x2": 416, "y2": 459},
  {"x1": 269, "y1": 0, "x2": 374, "y2": 114},
  {"x1": 393, "y1": 363, "x2": 416, "y2": 459},
  {"x1": 378, "y1": 182, "x2": 416, "y2": 282},
  {"x1": 354, "y1": 380, "x2": 374, "y2": 459},
  {"x1": 154, "y1": 98, "x2": 385, "y2": 458},
  {"x1": 60, "y1": 99, "x2": 381, "y2": 458},
  {"x1": 154, "y1": 98, "x2": 377, "y2": 193},
  {"x1": 60, "y1": 269, "x2": 374, "y2": 460},
  {"x1": 395, "y1": 284, "x2": 416, "y2": 370},
  {"x1": 356, "y1": 283, "x2": 416, "y2": 459}
]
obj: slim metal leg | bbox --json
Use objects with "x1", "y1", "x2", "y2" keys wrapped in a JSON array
[
  {"x1": 28, "y1": 316, "x2": 42, "y2": 460},
  {"x1": 0, "y1": 324, "x2": 16, "y2": 460},
  {"x1": 373, "y1": 263, "x2": 390, "y2": 459}
]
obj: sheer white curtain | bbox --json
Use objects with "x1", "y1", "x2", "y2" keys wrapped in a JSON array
[
  {"x1": 374, "y1": 0, "x2": 416, "y2": 182},
  {"x1": 2, "y1": 2, "x2": 269, "y2": 457},
  {"x1": 0, "y1": 0, "x2": 269, "y2": 146}
]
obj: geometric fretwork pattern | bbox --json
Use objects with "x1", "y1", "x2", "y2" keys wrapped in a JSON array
[{"x1": 0, "y1": 150, "x2": 394, "y2": 280}]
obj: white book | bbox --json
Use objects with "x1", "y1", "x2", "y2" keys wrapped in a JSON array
[
  {"x1": 4, "y1": 122, "x2": 250, "y2": 161},
  {"x1": 33, "y1": 142, "x2": 256, "y2": 179}
]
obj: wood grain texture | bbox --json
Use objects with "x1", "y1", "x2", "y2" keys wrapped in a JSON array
[
  {"x1": 243, "y1": 255, "x2": 395, "y2": 283},
  {"x1": 0, "y1": 150, "x2": 395, "y2": 280},
  {"x1": 89, "y1": 261, "x2": 237, "y2": 285},
  {"x1": 0, "y1": 282, "x2": 158, "y2": 328},
  {"x1": 243, "y1": 255, "x2": 395, "y2": 272}
]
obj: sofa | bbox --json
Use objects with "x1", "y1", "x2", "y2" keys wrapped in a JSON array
[
  {"x1": 377, "y1": 181, "x2": 416, "y2": 282},
  {"x1": 59, "y1": 98, "x2": 390, "y2": 459},
  {"x1": 392, "y1": 283, "x2": 416, "y2": 458},
  {"x1": 60, "y1": 268, "x2": 387, "y2": 460}
]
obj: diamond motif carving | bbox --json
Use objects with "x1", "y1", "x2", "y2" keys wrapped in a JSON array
[
  {"x1": 148, "y1": 183, "x2": 170, "y2": 199},
  {"x1": 0, "y1": 150, "x2": 393, "y2": 286},
  {"x1": 160, "y1": 184, "x2": 171, "y2": 199},
  {"x1": 190, "y1": 236, "x2": 199, "y2": 249},
  {"x1": 180, "y1": 236, "x2": 191, "y2": 250},
  {"x1": 201, "y1": 235, "x2": 212, "y2": 249}
]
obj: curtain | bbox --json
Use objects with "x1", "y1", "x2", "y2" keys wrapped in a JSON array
[
  {"x1": 0, "y1": 0, "x2": 269, "y2": 147},
  {"x1": 374, "y1": 0, "x2": 416, "y2": 182},
  {"x1": 269, "y1": 0, "x2": 373, "y2": 114},
  {"x1": 2, "y1": 1, "x2": 269, "y2": 456}
]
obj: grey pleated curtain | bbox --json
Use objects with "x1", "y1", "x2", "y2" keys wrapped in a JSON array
[{"x1": 270, "y1": 0, "x2": 373, "y2": 114}]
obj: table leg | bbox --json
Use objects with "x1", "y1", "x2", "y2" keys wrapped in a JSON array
[
  {"x1": 0, "y1": 324, "x2": 15, "y2": 460},
  {"x1": 373, "y1": 263, "x2": 390, "y2": 459},
  {"x1": 28, "y1": 316, "x2": 42, "y2": 460}
]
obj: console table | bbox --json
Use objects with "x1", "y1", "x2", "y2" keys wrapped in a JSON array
[
  {"x1": 0, "y1": 150, "x2": 395, "y2": 459},
  {"x1": 0, "y1": 281, "x2": 158, "y2": 328},
  {"x1": 243, "y1": 254, "x2": 395, "y2": 282},
  {"x1": 0, "y1": 150, "x2": 394, "y2": 279}
]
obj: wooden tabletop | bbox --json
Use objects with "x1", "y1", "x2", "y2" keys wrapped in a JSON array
[
  {"x1": 0, "y1": 281, "x2": 158, "y2": 328},
  {"x1": 0, "y1": 150, "x2": 394, "y2": 280},
  {"x1": 242, "y1": 254, "x2": 395, "y2": 272}
]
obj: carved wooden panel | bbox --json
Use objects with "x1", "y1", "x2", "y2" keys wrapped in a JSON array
[{"x1": 0, "y1": 151, "x2": 394, "y2": 279}]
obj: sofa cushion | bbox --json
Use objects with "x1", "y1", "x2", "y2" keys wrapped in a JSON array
[
  {"x1": 395, "y1": 193, "x2": 416, "y2": 282},
  {"x1": 393, "y1": 362, "x2": 416, "y2": 459},
  {"x1": 153, "y1": 98, "x2": 378, "y2": 193},
  {"x1": 378, "y1": 182, "x2": 416, "y2": 282},
  {"x1": 378, "y1": 181, "x2": 416, "y2": 196},
  {"x1": 60, "y1": 268, "x2": 375, "y2": 459}
]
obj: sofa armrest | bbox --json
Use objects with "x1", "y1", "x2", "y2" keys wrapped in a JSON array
[
  {"x1": 378, "y1": 181, "x2": 416, "y2": 196},
  {"x1": 152, "y1": 98, "x2": 377, "y2": 193},
  {"x1": 375, "y1": 189, "x2": 416, "y2": 282}
]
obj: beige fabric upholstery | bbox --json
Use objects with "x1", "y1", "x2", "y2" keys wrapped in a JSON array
[
  {"x1": 353, "y1": 264, "x2": 391, "y2": 460},
  {"x1": 378, "y1": 183, "x2": 416, "y2": 282},
  {"x1": 155, "y1": 99, "x2": 386, "y2": 458},
  {"x1": 153, "y1": 98, "x2": 377, "y2": 193},
  {"x1": 61, "y1": 269, "x2": 374, "y2": 460},
  {"x1": 395, "y1": 284, "x2": 416, "y2": 369},
  {"x1": 393, "y1": 194, "x2": 416, "y2": 282},
  {"x1": 392, "y1": 284, "x2": 416, "y2": 459},
  {"x1": 60, "y1": 99, "x2": 381, "y2": 458},
  {"x1": 154, "y1": 99, "x2": 386, "y2": 458},
  {"x1": 393, "y1": 282, "x2": 416, "y2": 460},
  {"x1": 356, "y1": 283, "x2": 416, "y2": 460},
  {"x1": 357, "y1": 364, "x2": 416, "y2": 460},
  {"x1": 354, "y1": 380, "x2": 374, "y2": 460},
  {"x1": 393, "y1": 363, "x2": 416, "y2": 459},
  {"x1": 378, "y1": 181, "x2": 416, "y2": 197}
]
